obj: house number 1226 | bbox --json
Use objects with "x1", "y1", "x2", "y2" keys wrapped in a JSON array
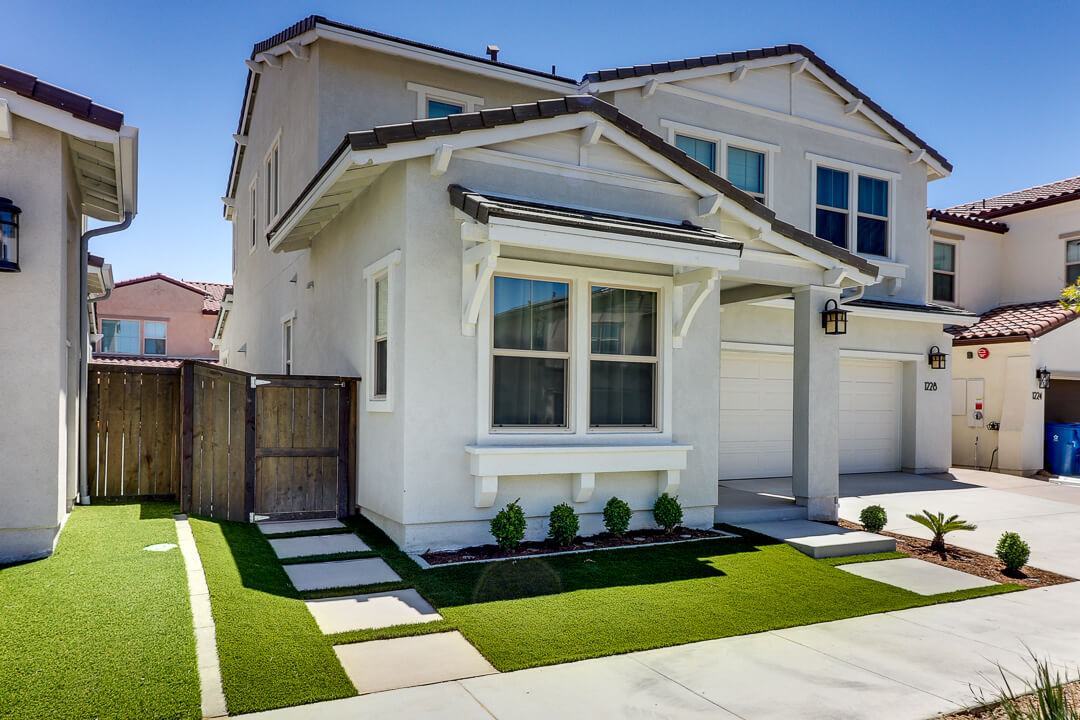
[{"x1": 924, "y1": 381, "x2": 938, "y2": 392}]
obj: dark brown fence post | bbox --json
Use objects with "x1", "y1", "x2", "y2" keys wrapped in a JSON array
[
  {"x1": 244, "y1": 378, "x2": 256, "y2": 522},
  {"x1": 337, "y1": 380, "x2": 351, "y2": 519},
  {"x1": 179, "y1": 361, "x2": 194, "y2": 513}
]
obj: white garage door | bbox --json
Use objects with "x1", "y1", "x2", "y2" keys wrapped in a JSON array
[{"x1": 718, "y1": 352, "x2": 901, "y2": 479}]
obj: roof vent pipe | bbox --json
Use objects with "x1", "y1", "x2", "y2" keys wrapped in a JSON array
[{"x1": 486, "y1": 45, "x2": 499, "y2": 62}]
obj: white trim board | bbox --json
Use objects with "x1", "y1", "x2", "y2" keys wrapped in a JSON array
[{"x1": 720, "y1": 341, "x2": 926, "y2": 363}]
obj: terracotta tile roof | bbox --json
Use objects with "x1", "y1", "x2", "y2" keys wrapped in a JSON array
[
  {"x1": 0, "y1": 64, "x2": 124, "y2": 131},
  {"x1": 948, "y1": 300, "x2": 1079, "y2": 344},
  {"x1": 91, "y1": 356, "x2": 186, "y2": 369},
  {"x1": 946, "y1": 175, "x2": 1080, "y2": 219},
  {"x1": 582, "y1": 44, "x2": 951, "y2": 173},
  {"x1": 113, "y1": 273, "x2": 232, "y2": 313},
  {"x1": 926, "y1": 209, "x2": 1008, "y2": 234}
]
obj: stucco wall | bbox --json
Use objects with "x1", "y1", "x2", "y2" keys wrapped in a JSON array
[
  {"x1": 998, "y1": 202, "x2": 1080, "y2": 305},
  {"x1": 931, "y1": 224, "x2": 1003, "y2": 314},
  {"x1": 94, "y1": 279, "x2": 218, "y2": 358}
]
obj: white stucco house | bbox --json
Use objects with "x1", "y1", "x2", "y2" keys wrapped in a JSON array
[
  {"x1": 218, "y1": 16, "x2": 973, "y2": 551},
  {"x1": 0, "y1": 65, "x2": 138, "y2": 563},
  {"x1": 928, "y1": 177, "x2": 1080, "y2": 474}
]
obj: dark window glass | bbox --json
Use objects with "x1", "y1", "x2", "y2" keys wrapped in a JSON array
[
  {"x1": 933, "y1": 273, "x2": 955, "y2": 303},
  {"x1": 375, "y1": 338, "x2": 387, "y2": 397},
  {"x1": 675, "y1": 134, "x2": 716, "y2": 171},
  {"x1": 1067, "y1": 264, "x2": 1080, "y2": 287},
  {"x1": 817, "y1": 167, "x2": 848, "y2": 209},
  {"x1": 143, "y1": 338, "x2": 166, "y2": 355},
  {"x1": 493, "y1": 356, "x2": 567, "y2": 427},
  {"x1": 857, "y1": 216, "x2": 887, "y2": 255},
  {"x1": 590, "y1": 287, "x2": 656, "y2": 357},
  {"x1": 816, "y1": 208, "x2": 847, "y2": 248},
  {"x1": 493, "y1": 277, "x2": 569, "y2": 352},
  {"x1": 933, "y1": 242, "x2": 955, "y2": 272},
  {"x1": 590, "y1": 361, "x2": 655, "y2": 427},
  {"x1": 858, "y1": 176, "x2": 888, "y2": 216},
  {"x1": 427, "y1": 99, "x2": 463, "y2": 118},
  {"x1": 728, "y1": 147, "x2": 765, "y2": 195}
]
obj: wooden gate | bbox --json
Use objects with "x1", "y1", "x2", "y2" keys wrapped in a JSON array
[
  {"x1": 185, "y1": 363, "x2": 251, "y2": 522},
  {"x1": 87, "y1": 364, "x2": 181, "y2": 499}
]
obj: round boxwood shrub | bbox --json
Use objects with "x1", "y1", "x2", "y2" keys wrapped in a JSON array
[
  {"x1": 548, "y1": 503, "x2": 579, "y2": 546},
  {"x1": 996, "y1": 531, "x2": 1031, "y2": 574},
  {"x1": 489, "y1": 499, "x2": 526, "y2": 550},
  {"x1": 859, "y1": 504, "x2": 888, "y2": 534},
  {"x1": 602, "y1": 497, "x2": 632, "y2": 536},
  {"x1": 653, "y1": 493, "x2": 683, "y2": 533}
]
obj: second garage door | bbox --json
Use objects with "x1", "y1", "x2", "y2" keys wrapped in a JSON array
[{"x1": 718, "y1": 352, "x2": 902, "y2": 479}]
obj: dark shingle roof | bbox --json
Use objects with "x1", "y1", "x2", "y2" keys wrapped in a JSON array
[
  {"x1": 948, "y1": 300, "x2": 1079, "y2": 344},
  {"x1": 926, "y1": 209, "x2": 1008, "y2": 234},
  {"x1": 946, "y1": 176, "x2": 1080, "y2": 219},
  {"x1": 0, "y1": 65, "x2": 123, "y2": 131},
  {"x1": 583, "y1": 44, "x2": 950, "y2": 173},
  {"x1": 849, "y1": 297, "x2": 976, "y2": 317}
]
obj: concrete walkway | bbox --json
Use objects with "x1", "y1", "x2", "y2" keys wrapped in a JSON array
[{"x1": 243, "y1": 581, "x2": 1080, "y2": 719}]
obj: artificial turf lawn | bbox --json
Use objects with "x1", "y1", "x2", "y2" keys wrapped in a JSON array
[
  {"x1": 0, "y1": 502, "x2": 200, "y2": 720},
  {"x1": 188, "y1": 517, "x2": 356, "y2": 715}
]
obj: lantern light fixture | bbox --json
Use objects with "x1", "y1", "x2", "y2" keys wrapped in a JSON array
[
  {"x1": 0, "y1": 197, "x2": 21, "y2": 273},
  {"x1": 1036, "y1": 367, "x2": 1052, "y2": 390},
  {"x1": 928, "y1": 345, "x2": 947, "y2": 370},
  {"x1": 820, "y1": 298, "x2": 848, "y2": 335}
]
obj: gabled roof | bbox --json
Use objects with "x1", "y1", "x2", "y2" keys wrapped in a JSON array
[
  {"x1": 926, "y1": 209, "x2": 1009, "y2": 234},
  {"x1": 272, "y1": 94, "x2": 878, "y2": 278},
  {"x1": 945, "y1": 175, "x2": 1080, "y2": 219},
  {"x1": 0, "y1": 65, "x2": 123, "y2": 130},
  {"x1": 113, "y1": 273, "x2": 232, "y2": 314},
  {"x1": 948, "y1": 299, "x2": 1080, "y2": 345},
  {"x1": 582, "y1": 44, "x2": 950, "y2": 174}
]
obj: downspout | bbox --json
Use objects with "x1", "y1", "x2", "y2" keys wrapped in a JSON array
[
  {"x1": 78, "y1": 213, "x2": 132, "y2": 505},
  {"x1": 839, "y1": 284, "x2": 865, "y2": 305}
]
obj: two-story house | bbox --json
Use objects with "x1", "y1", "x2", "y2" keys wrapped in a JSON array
[
  {"x1": 928, "y1": 177, "x2": 1080, "y2": 475},
  {"x1": 217, "y1": 16, "x2": 973, "y2": 551}
]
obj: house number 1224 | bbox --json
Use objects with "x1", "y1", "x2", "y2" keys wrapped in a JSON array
[{"x1": 924, "y1": 381, "x2": 938, "y2": 392}]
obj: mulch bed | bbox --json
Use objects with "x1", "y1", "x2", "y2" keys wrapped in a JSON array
[
  {"x1": 838, "y1": 519, "x2": 1073, "y2": 588},
  {"x1": 937, "y1": 679, "x2": 1080, "y2": 718},
  {"x1": 420, "y1": 526, "x2": 727, "y2": 565}
]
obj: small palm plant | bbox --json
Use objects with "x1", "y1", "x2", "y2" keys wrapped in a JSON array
[{"x1": 905, "y1": 510, "x2": 977, "y2": 552}]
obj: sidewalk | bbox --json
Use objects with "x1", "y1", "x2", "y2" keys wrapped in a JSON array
[{"x1": 243, "y1": 581, "x2": 1080, "y2": 720}]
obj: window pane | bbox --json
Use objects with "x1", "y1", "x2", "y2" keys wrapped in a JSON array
[
  {"x1": 493, "y1": 276, "x2": 568, "y2": 352},
  {"x1": 101, "y1": 319, "x2": 139, "y2": 354},
  {"x1": 590, "y1": 361, "x2": 654, "y2": 426},
  {"x1": 492, "y1": 356, "x2": 566, "y2": 426},
  {"x1": 143, "y1": 338, "x2": 166, "y2": 355},
  {"x1": 858, "y1": 176, "x2": 888, "y2": 216},
  {"x1": 817, "y1": 167, "x2": 848, "y2": 209},
  {"x1": 591, "y1": 287, "x2": 656, "y2": 356},
  {"x1": 375, "y1": 277, "x2": 388, "y2": 336},
  {"x1": 727, "y1": 147, "x2": 764, "y2": 195},
  {"x1": 1067, "y1": 240, "x2": 1080, "y2": 264},
  {"x1": 857, "y1": 216, "x2": 887, "y2": 255},
  {"x1": 675, "y1": 134, "x2": 716, "y2": 172},
  {"x1": 427, "y1": 99, "x2": 463, "y2": 118},
  {"x1": 933, "y1": 242, "x2": 955, "y2": 272},
  {"x1": 1068, "y1": 264, "x2": 1080, "y2": 287},
  {"x1": 144, "y1": 321, "x2": 166, "y2": 339},
  {"x1": 816, "y1": 208, "x2": 847, "y2": 248},
  {"x1": 374, "y1": 338, "x2": 387, "y2": 396},
  {"x1": 933, "y1": 272, "x2": 955, "y2": 303}
]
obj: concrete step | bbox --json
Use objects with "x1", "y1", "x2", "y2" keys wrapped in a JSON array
[
  {"x1": 733, "y1": 519, "x2": 896, "y2": 559},
  {"x1": 715, "y1": 503, "x2": 808, "y2": 525}
]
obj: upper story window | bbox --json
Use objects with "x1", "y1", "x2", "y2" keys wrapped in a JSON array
[
  {"x1": 249, "y1": 178, "x2": 257, "y2": 252},
  {"x1": 727, "y1": 146, "x2": 766, "y2": 203},
  {"x1": 100, "y1": 319, "x2": 139, "y2": 354},
  {"x1": 675, "y1": 134, "x2": 716, "y2": 172},
  {"x1": 373, "y1": 275, "x2": 389, "y2": 397},
  {"x1": 265, "y1": 136, "x2": 280, "y2": 225},
  {"x1": 1067, "y1": 239, "x2": 1080, "y2": 286},
  {"x1": 932, "y1": 241, "x2": 956, "y2": 304},
  {"x1": 809, "y1": 153, "x2": 897, "y2": 258},
  {"x1": 143, "y1": 321, "x2": 167, "y2": 355},
  {"x1": 406, "y1": 82, "x2": 483, "y2": 119},
  {"x1": 663, "y1": 121, "x2": 778, "y2": 206}
]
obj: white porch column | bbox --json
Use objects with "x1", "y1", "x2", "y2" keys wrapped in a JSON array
[{"x1": 791, "y1": 285, "x2": 841, "y2": 521}]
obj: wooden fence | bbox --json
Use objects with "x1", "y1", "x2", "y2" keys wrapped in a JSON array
[{"x1": 88, "y1": 360, "x2": 357, "y2": 523}]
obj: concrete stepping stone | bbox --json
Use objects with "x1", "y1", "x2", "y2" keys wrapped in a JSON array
[
  {"x1": 838, "y1": 557, "x2": 998, "y2": 595},
  {"x1": 735, "y1": 519, "x2": 895, "y2": 558},
  {"x1": 285, "y1": 558, "x2": 401, "y2": 591},
  {"x1": 269, "y1": 534, "x2": 369, "y2": 559},
  {"x1": 334, "y1": 632, "x2": 496, "y2": 694},
  {"x1": 305, "y1": 589, "x2": 442, "y2": 634},
  {"x1": 258, "y1": 519, "x2": 345, "y2": 535}
]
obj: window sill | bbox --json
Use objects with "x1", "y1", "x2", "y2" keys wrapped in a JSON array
[{"x1": 366, "y1": 397, "x2": 394, "y2": 413}]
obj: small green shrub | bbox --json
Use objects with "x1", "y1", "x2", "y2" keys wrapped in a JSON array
[
  {"x1": 996, "y1": 531, "x2": 1031, "y2": 573},
  {"x1": 859, "y1": 505, "x2": 888, "y2": 533},
  {"x1": 602, "y1": 497, "x2": 632, "y2": 536},
  {"x1": 653, "y1": 493, "x2": 683, "y2": 533},
  {"x1": 490, "y1": 499, "x2": 526, "y2": 550},
  {"x1": 548, "y1": 503, "x2": 579, "y2": 546}
]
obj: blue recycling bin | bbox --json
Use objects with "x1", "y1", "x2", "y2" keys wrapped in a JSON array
[{"x1": 1045, "y1": 422, "x2": 1080, "y2": 476}]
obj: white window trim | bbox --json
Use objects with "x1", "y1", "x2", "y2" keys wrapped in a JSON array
[
  {"x1": 1065, "y1": 237, "x2": 1080, "y2": 286},
  {"x1": 806, "y1": 152, "x2": 898, "y2": 259},
  {"x1": 264, "y1": 128, "x2": 282, "y2": 226},
  {"x1": 406, "y1": 82, "x2": 483, "y2": 118},
  {"x1": 363, "y1": 249, "x2": 402, "y2": 412},
  {"x1": 476, "y1": 257, "x2": 673, "y2": 442},
  {"x1": 281, "y1": 311, "x2": 296, "y2": 375},
  {"x1": 248, "y1": 176, "x2": 258, "y2": 255},
  {"x1": 931, "y1": 238, "x2": 959, "y2": 306},
  {"x1": 660, "y1": 119, "x2": 779, "y2": 205}
]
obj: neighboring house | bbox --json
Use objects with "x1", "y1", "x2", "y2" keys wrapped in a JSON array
[
  {"x1": 218, "y1": 16, "x2": 973, "y2": 551},
  {"x1": 91, "y1": 273, "x2": 230, "y2": 366},
  {"x1": 928, "y1": 176, "x2": 1080, "y2": 474},
  {"x1": 0, "y1": 65, "x2": 137, "y2": 563}
]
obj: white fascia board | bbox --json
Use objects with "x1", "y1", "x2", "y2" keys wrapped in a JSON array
[
  {"x1": 487, "y1": 217, "x2": 741, "y2": 271},
  {"x1": 0, "y1": 88, "x2": 120, "y2": 144},
  {"x1": 754, "y1": 297, "x2": 978, "y2": 326},
  {"x1": 117, "y1": 125, "x2": 138, "y2": 216},
  {"x1": 313, "y1": 26, "x2": 576, "y2": 94},
  {"x1": 582, "y1": 55, "x2": 797, "y2": 94}
]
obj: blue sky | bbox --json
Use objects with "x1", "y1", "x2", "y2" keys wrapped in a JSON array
[{"x1": 6, "y1": 0, "x2": 1077, "y2": 284}]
